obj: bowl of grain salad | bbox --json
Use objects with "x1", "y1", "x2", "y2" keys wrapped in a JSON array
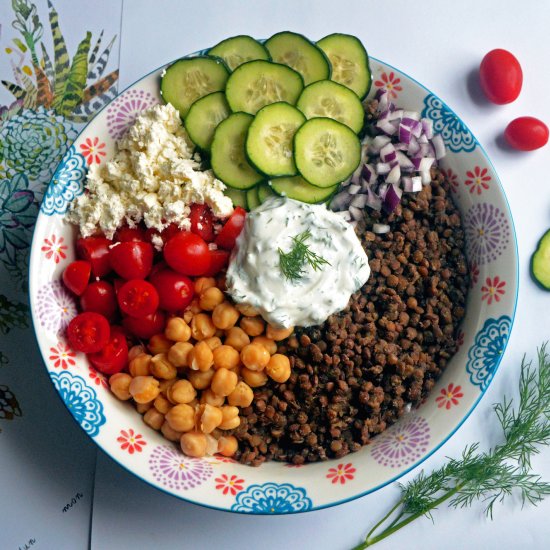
[{"x1": 29, "y1": 33, "x2": 518, "y2": 514}]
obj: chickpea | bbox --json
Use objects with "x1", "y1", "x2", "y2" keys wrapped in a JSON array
[
  {"x1": 191, "y1": 313, "x2": 216, "y2": 340},
  {"x1": 129, "y1": 353, "x2": 152, "y2": 377},
  {"x1": 266, "y1": 354, "x2": 291, "y2": 383},
  {"x1": 217, "y1": 435, "x2": 238, "y2": 457},
  {"x1": 227, "y1": 381, "x2": 254, "y2": 407},
  {"x1": 183, "y1": 310, "x2": 194, "y2": 324},
  {"x1": 204, "y1": 336, "x2": 222, "y2": 350},
  {"x1": 188, "y1": 368, "x2": 215, "y2": 390},
  {"x1": 187, "y1": 298, "x2": 203, "y2": 314},
  {"x1": 251, "y1": 336, "x2": 277, "y2": 355},
  {"x1": 215, "y1": 329, "x2": 224, "y2": 338},
  {"x1": 168, "y1": 341, "x2": 193, "y2": 368},
  {"x1": 165, "y1": 403, "x2": 195, "y2": 432},
  {"x1": 143, "y1": 407, "x2": 164, "y2": 431},
  {"x1": 109, "y1": 373, "x2": 132, "y2": 400},
  {"x1": 241, "y1": 367, "x2": 268, "y2": 388},
  {"x1": 239, "y1": 316, "x2": 265, "y2": 337},
  {"x1": 159, "y1": 379, "x2": 176, "y2": 398},
  {"x1": 213, "y1": 345, "x2": 240, "y2": 370},
  {"x1": 231, "y1": 365, "x2": 242, "y2": 378},
  {"x1": 199, "y1": 286, "x2": 224, "y2": 311},
  {"x1": 236, "y1": 303, "x2": 260, "y2": 317},
  {"x1": 224, "y1": 327, "x2": 250, "y2": 351},
  {"x1": 266, "y1": 325, "x2": 294, "y2": 341},
  {"x1": 150, "y1": 353, "x2": 177, "y2": 380},
  {"x1": 189, "y1": 341, "x2": 214, "y2": 372},
  {"x1": 167, "y1": 379, "x2": 196, "y2": 404},
  {"x1": 180, "y1": 431, "x2": 207, "y2": 458},
  {"x1": 211, "y1": 368, "x2": 238, "y2": 397},
  {"x1": 218, "y1": 405, "x2": 240, "y2": 430},
  {"x1": 200, "y1": 388, "x2": 225, "y2": 407},
  {"x1": 212, "y1": 302, "x2": 240, "y2": 330},
  {"x1": 129, "y1": 376, "x2": 160, "y2": 403},
  {"x1": 128, "y1": 344, "x2": 146, "y2": 361},
  {"x1": 148, "y1": 333, "x2": 172, "y2": 354},
  {"x1": 240, "y1": 343, "x2": 270, "y2": 371},
  {"x1": 135, "y1": 401, "x2": 153, "y2": 414},
  {"x1": 153, "y1": 394, "x2": 172, "y2": 414},
  {"x1": 194, "y1": 277, "x2": 216, "y2": 294},
  {"x1": 165, "y1": 317, "x2": 191, "y2": 342},
  {"x1": 199, "y1": 404, "x2": 223, "y2": 434},
  {"x1": 161, "y1": 420, "x2": 182, "y2": 442}
]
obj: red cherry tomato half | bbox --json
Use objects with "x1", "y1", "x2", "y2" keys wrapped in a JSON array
[
  {"x1": 215, "y1": 207, "x2": 246, "y2": 250},
  {"x1": 504, "y1": 116, "x2": 549, "y2": 151},
  {"x1": 87, "y1": 327, "x2": 129, "y2": 375},
  {"x1": 145, "y1": 223, "x2": 180, "y2": 247},
  {"x1": 123, "y1": 310, "x2": 166, "y2": 340},
  {"x1": 62, "y1": 260, "x2": 91, "y2": 296},
  {"x1": 113, "y1": 278, "x2": 125, "y2": 295},
  {"x1": 80, "y1": 281, "x2": 117, "y2": 320},
  {"x1": 109, "y1": 241, "x2": 154, "y2": 280},
  {"x1": 114, "y1": 225, "x2": 146, "y2": 243},
  {"x1": 149, "y1": 268, "x2": 195, "y2": 312},
  {"x1": 67, "y1": 312, "x2": 110, "y2": 353},
  {"x1": 479, "y1": 49, "x2": 522, "y2": 105},
  {"x1": 117, "y1": 279, "x2": 159, "y2": 318},
  {"x1": 204, "y1": 249, "x2": 230, "y2": 276},
  {"x1": 76, "y1": 237, "x2": 112, "y2": 278},
  {"x1": 190, "y1": 203, "x2": 215, "y2": 242},
  {"x1": 163, "y1": 231, "x2": 211, "y2": 276}
]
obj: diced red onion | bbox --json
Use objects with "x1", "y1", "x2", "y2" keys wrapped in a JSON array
[
  {"x1": 330, "y1": 191, "x2": 352, "y2": 210},
  {"x1": 386, "y1": 164, "x2": 401, "y2": 185},
  {"x1": 349, "y1": 205, "x2": 364, "y2": 221},
  {"x1": 383, "y1": 184, "x2": 402, "y2": 213},
  {"x1": 380, "y1": 143, "x2": 396, "y2": 163},
  {"x1": 347, "y1": 183, "x2": 361, "y2": 195},
  {"x1": 418, "y1": 157, "x2": 435, "y2": 172},
  {"x1": 350, "y1": 194, "x2": 368, "y2": 208},
  {"x1": 420, "y1": 170, "x2": 432, "y2": 185},
  {"x1": 396, "y1": 151, "x2": 414, "y2": 171},
  {"x1": 376, "y1": 89, "x2": 389, "y2": 111},
  {"x1": 376, "y1": 162, "x2": 391, "y2": 175},
  {"x1": 398, "y1": 123, "x2": 412, "y2": 144},
  {"x1": 373, "y1": 223, "x2": 390, "y2": 234},
  {"x1": 417, "y1": 133, "x2": 429, "y2": 144},
  {"x1": 361, "y1": 163, "x2": 377, "y2": 184},
  {"x1": 377, "y1": 117, "x2": 398, "y2": 135},
  {"x1": 411, "y1": 176, "x2": 423, "y2": 191},
  {"x1": 402, "y1": 176, "x2": 413, "y2": 192},
  {"x1": 366, "y1": 186, "x2": 382, "y2": 210},
  {"x1": 408, "y1": 137, "x2": 420, "y2": 155},
  {"x1": 403, "y1": 110, "x2": 420, "y2": 121},
  {"x1": 370, "y1": 135, "x2": 391, "y2": 153},
  {"x1": 388, "y1": 109, "x2": 404, "y2": 121},
  {"x1": 421, "y1": 118, "x2": 433, "y2": 139},
  {"x1": 432, "y1": 134, "x2": 446, "y2": 160}
]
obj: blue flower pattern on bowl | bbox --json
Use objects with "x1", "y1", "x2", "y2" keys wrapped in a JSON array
[
  {"x1": 50, "y1": 370, "x2": 106, "y2": 437},
  {"x1": 422, "y1": 94, "x2": 476, "y2": 153},
  {"x1": 40, "y1": 145, "x2": 87, "y2": 216},
  {"x1": 231, "y1": 482, "x2": 312, "y2": 513},
  {"x1": 466, "y1": 315, "x2": 512, "y2": 390}
]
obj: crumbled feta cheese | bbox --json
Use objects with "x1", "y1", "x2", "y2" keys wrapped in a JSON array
[{"x1": 67, "y1": 103, "x2": 233, "y2": 239}]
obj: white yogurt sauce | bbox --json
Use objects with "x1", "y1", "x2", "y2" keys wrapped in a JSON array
[{"x1": 226, "y1": 196, "x2": 371, "y2": 328}]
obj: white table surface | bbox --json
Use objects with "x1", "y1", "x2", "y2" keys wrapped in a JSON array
[{"x1": 91, "y1": 0, "x2": 550, "y2": 549}]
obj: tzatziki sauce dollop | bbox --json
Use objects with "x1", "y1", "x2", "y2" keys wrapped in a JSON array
[{"x1": 226, "y1": 196, "x2": 371, "y2": 328}]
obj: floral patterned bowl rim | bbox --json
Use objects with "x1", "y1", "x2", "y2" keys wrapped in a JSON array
[{"x1": 29, "y1": 48, "x2": 518, "y2": 514}]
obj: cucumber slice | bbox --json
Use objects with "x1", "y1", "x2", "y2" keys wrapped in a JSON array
[
  {"x1": 317, "y1": 34, "x2": 371, "y2": 99},
  {"x1": 265, "y1": 31, "x2": 330, "y2": 85},
  {"x1": 209, "y1": 35, "x2": 270, "y2": 71},
  {"x1": 270, "y1": 175, "x2": 338, "y2": 203},
  {"x1": 224, "y1": 187, "x2": 248, "y2": 210},
  {"x1": 225, "y1": 60, "x2": 304, "y2": 115},
  {"x1": 185, "y1": 92, "x2": 230, "y2": 151},
  {"x1": 257, "y1": 181, "x2": 277, "y2": 203},
  {"x1": 297, "y1": 80, "x2": 364, "y2": 134},
  {"x1": 211, "y1": 112, "x2": 263, "y2": 190},
  {"x1": 161, "y1": 56, "x2": 229, "y2": 118},
  {"x1": 246, "y1": 186, "x2": 261, "y2": 210},
  {"x1": 532, "y1": 229, "x2": 550, "y2": 290},
  {"x1": 294, "y1": 118, "x2": 361, "y2": 188},
  {"x1": 246, "y1": 102, "x2": 305, "y2": 177}
]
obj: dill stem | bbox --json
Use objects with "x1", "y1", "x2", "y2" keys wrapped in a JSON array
[{"x1": 364, "y1": 499, "x2": 404, "y2": 542}]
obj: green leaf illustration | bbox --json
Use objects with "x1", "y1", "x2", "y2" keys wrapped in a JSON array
[
  {"x1": 88, "y1": 35, "x2": 116, "y2": 81},
  {"x1": 41, "y1": 42, "x2": 54, "y2": 81},
  {"x1": 48, "y1": 0, "x2": 70, "y2": 107},
  {"x1": 34, "y1": 63, "x2": 54, "y2": 107},
  {"x1": 1, "y1": 80, "x2": 26, "y2": 101},
  {"x1": 0, "y1": 385, "x2": 23, "y2": 420},
  {"x1": 82, "y1": 69, "x2": 118, "y2": 103},
  {"x1": 88, "y1": 29, "x2": 104, "y2": 74},
  {"x1": 0, "y1": 294, "x2": 29, "y2": 335},
  {"x1": 58, "y1": 31, "x2": 91, "y2": 115}
]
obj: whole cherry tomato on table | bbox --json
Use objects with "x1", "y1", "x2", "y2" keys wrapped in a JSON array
[
  {"x1": 109, "y1": 241, "x2": 154, "y2": 280},
  {"x1": 215, "y1": 207, "x2": 246, "y2": 250},
  {"x1": 117, "y1": 279, "x2": 159, "y2": 318},
  {"x1": 163, "y1": 231, "x2": 211, "y2": 276},
  {"x1": 88, "y1": 327, "x2": 128, "y2": 375},
  {"x1": 76, "y1": 237, "x2": 112, "y2": 278},
  {"x1": 504, "y1": 117, "x2": 549, "y2": 151},
  {"x1": 80, "y1": 280, "x2": 117, "y2": 320},
  {"x1": 190, "y1": 203, "x2": 215, "y2": 242},
  {"x1": 149, "y1": 268, "x2": 195, "y2": 311},
  {"x1": 62, "y1": 260, "x2": 91, "y2": 296},
  {"x1": 67, "y1": 312, "x2": 110, "y2": 353},
  {"x1": 479, "y1": 49, "x2": 523, "y2": 104},
  {"x1": 123, "y1": 310, "x2": 166, "y2": 340}
]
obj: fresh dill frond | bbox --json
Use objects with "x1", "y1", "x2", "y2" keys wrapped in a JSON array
[{"x1": 278, "y1": 229, "x2": 331, "y2": 282}]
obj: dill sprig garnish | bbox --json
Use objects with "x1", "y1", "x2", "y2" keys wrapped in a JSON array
[
  {"x1": 278, "y1": 229, "x2": 331, "y2": 282},
  {"x1": 354, "y1": 344, "x2": 550, "y2": 548}
]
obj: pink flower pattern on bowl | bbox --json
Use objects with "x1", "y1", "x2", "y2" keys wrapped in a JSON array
[
  {"x1": 106, "y1": 89, "x2": 159, "y2": 139},
  {"x1": 35, "y1": 280, "x2": 77, "y2": 335},
  {"x1": 326, "y1": 463, "x2": 356, "y2": 485},
  {"x1": 371, "y1": 416, "x2": 431, "y2": 468},
  {"x1": 41, "y1": 234, "x2": 67, "y2": 263},
  {"x1": 49, "y1": 341, "x2": 76, "y2": 370},
  {"x1": 149, "y1": 445, "x2": 213, "y2": 491}
]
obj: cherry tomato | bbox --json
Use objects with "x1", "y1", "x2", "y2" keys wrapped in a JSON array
[
  {"x1": 76, "y1": 237, "x2": 112, "y2": 277},
  {"x1": 87, "y1": 327, "x2": 129, "y2": 375},
  {"x1": 190, "y1": 203, "x2": 215, "y2": 241},
  {"x1": 117, "y1": 279, "x2": 159, "y2": 318},
  {"x1": 114, "y1": 225, "x2": 146, "y2": 243},
  {"x1": 504, "y1": 116, "x2": 549, "y2": 151},
  {"x1": 109, "y1": 241, "x2": 154, "y2": 280},
  {"x1": 479, "y1": 49, "x2": 522, "y2": 105},
  {"x1": 67, "y1": 312, "x2": 110, "y2": 353},
  {"x1": 145, "y1": 223, "x2": 179, "y2": 247},
  {"x1": 80, "y1": 281, "x2": 117, "y2": 320},
  {"x1": 163, "y1": 231, "x2": 211, "y2": 276},
  {"x1": 113, "y1": 278, "x2": 125, "y2": 295},
  {"x1": 203, "y1": 249, "x2": 230, "y2": 276},
  {"x1": 215, "y1": 207, "x2": 246, "y2": 250},
  {"x1": 62, "y1": 260, "x2": 91, "y2": 296},
  {"x1": 123, "y1": 310, "x2": 166, "y2": 340},
  {"x1": 149, "y1": 268, "x2": 194, "y2": 311}
]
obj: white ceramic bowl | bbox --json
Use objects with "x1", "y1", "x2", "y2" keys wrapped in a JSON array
[{"x1": 29, "y1": 49, "x2": 518, "y2": 514}]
